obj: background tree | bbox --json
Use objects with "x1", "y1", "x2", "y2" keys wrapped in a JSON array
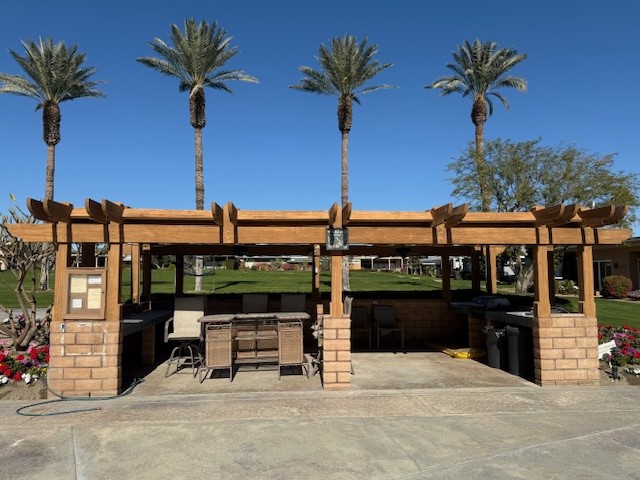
[
  {"x1": 449, "y1": 138, "x2": 639, "y2": 292},
  {"x1": 290, "y1": 35, "x2": 394, "y2": 290},
  {"x1": 0, "y1": 200, "x2": 55, "y2": 349},
  {"x1": 0, "y1": 38, "x2": 104, "y2": 290},
  {"x1": 138, "y1": 18, "x2": 257, "y2": 292},
  {"x1": 427, "y1": 40, "x2": 527, "y2": 211}
]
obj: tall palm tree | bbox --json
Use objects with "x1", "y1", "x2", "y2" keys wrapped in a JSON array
[
  {"x1": 0, "y1": 38, "x2": 104, "y2": 291},
  {"x1": 427, "y1": 39, "x2": 527, "y2": 211},
  {"x1": 138, "y1": 18, "x2": 257, "y2": 292},
  {"x1": 137, "y1": 18, "x2": 258, "y2": 211},
  {"x1": 0, "y1": 38, "x2": 105, "y2": 201},
  {"x1": 290, "y1": 35, "x2": 394, "y2": 207}
]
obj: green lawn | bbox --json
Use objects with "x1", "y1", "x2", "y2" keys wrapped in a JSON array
[{"x1": 2, "y1": 268, "x2": 639, "y2": 328}]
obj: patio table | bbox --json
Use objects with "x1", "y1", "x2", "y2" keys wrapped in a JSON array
[{"x1": 198, "y1": 312, "x2": 310, "y2": 381}]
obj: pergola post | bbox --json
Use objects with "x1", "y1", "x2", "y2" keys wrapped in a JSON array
[
  {"x1": 485, "y1": 246, "x2": 498, "y2": 294},
  {"x1": 175, "y1": 255, "x2": 184, "y2": 295},
  {"x1": 441, "y1": 253, "x2": 452, "y2": 301},
  {"x1": 130, "y1": 243, "x2": 141, "y2": 304},
  {"x1": 312, "y1": 244, "x2": 321, "y2": 301},
  {"x1": 471, "y1": 248, "x2": 481, "y2": 293},
  {"x1": 577, "y1": 245, "x2": 596, "y2": 316},
  {"x1": 141, "y1": 245, "x2": 151, "y2": 305},
  {"x1": 330, "y1": 253, "x2": 343, "y2": 316}
]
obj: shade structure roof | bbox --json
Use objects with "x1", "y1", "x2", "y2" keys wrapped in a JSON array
[{"x1": 6, "y1": 198, "x2": 632, "y2": 255}]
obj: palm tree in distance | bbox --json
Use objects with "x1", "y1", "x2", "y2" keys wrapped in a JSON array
[
  {"x1": 137, "y1": 18, "x2": 258, "y2": 211},
  {"x1": 0, "y1": 38, "x2": 105, "y2": 201},
  {"x1": 0, "y1": 38, "x2": 104, "y2": 291},
  {"x1": 290, "y1": 35, "x2": 394, "y2": 208},
  {"x1": 427, "y1": 39, "x2": 527, "y2": 211},
  {"x1": 138, "y1": 18, "x2": 257, "y2": 292}
]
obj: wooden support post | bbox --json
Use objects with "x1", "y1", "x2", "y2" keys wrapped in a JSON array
[
  {"x1": 141, "y1": 246, "x2": 151, "y2": 305},
  {"x1": 532, "y1": 245, "x2": 551, "y2": 318},
  {"x1": 471, "y1": 249, "x2": 481, "y2": 293},
  {"x1": 312, "y1": 244, "x2": 321, "y2": 301},
  {"x1": 441, "y1": 254, "x2": 452, "y2": 301},
  {"x1": 330, "y1": 253, "x2": 343, "y2": 316},
  {"x1": 577, "y1": 245, "x2": 596, "y2": 316},
  {"x1": 175, "y1": 255, "x2": 184, "y2": 295},
  {"x1": 52, "y1": 243, "x2": 70, "y2": 323},
  {"x1": 130, "y1": 243, "x2": 141, "y2": 304},
  {"x1": 106, "y1": 242, "x2": 123, "y2": 321},
  {"x1": 486, "y1": 246, "x2": 498, "y2": 294},
  {"x1": 547, "y1": 249, "x2": 556, "y2": 306},
  {"x1": 80, "y1": 243, "x2": 95, "y2": 267}
]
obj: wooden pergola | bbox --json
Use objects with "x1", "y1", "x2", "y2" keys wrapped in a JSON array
[{"x1": 8, "y1": 198, "x2": 631, "y2": 394}]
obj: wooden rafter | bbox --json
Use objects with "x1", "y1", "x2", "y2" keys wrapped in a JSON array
[
  {"x1": 43, "y1": 199, "x2": 73, "y2": 223},
  {"x1": 85, "y1": 198, "x2": 109, "y2": 224},
  {"x1": 211, "y1": 202, "x2": 224, "y2": 226},
  {"x1": 578, "y1": 205, "x2": 629, "y2": 227},
  {"x1": 430, "y1": 203, "x2": 468, "y2": 227},
  {"x1": 226, "y1": 202, "x2": 238, "y2": 226},
  {"x1": 26, "y1": 198, "x2": 49, "y2": 222},
  {"x1": 342, "y1": 202, "x2": 352, "y2": 226},
  {"x1": 101, "y1": 199, "x2": 126, "y2": 223},
  {"x1": 328, "y1": 203, "x2": 339, "y2": 227},
  {"x1": 532, "y1": 203, "x2": 580, "y2": 227}
]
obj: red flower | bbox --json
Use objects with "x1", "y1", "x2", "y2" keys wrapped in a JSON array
[
  {"x1": 15, "y1": 354, "x2": 24, "y2": 361},
  {"x1": 634, "y1": 352, "x2": 640, "y2": 359},
  {"x1": 0, "y1": 353, "x2": 5, "y2": 362},
  {"x1": 30, "y1": 349, "x2": 38, "y2": 360},
  {"x1": 45, "y1": 354, "x2": 50, "y2": 363},
  {"x1": 12, "y1": 372, "x2": 22, "y2": 381}
]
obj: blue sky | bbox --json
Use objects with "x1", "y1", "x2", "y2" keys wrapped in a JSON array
[{"x1": 1, "y1": 1, "x2": 638, "y2": 230}]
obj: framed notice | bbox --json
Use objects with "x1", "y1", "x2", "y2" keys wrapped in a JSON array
[{"x1": 64, "y1": 268, "x2": 107, "y2": 320}]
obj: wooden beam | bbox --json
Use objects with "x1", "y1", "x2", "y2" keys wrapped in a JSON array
[
  {"x1": 85, "y1": 198, "x2": 109, "y2": 224},
  {"x1": 101, "y1": 199, "x2": 126, "y2": 223},
  {"x1": 43, "y1": 199, "x2": 73, "y2": 223},
  {"x1": 227, "y1": 202, "x2": 238, "y2": 226},
  {"x1": 211, "y1": 202, "x2": 224, "y2": 226},
  {"x1": 26, "y1": 198, "x2": 49, "y2": 222},
  {"x1": 122, "y1": 208, "x2": 212, "y2": 223},
  {"x1": 578, "y1": 205, "x2": 629, "y2": 227}
]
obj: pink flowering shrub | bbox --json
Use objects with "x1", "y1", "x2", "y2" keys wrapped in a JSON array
[{"x1": 601, "y1": 275, "x2": 633, "y2": 299}]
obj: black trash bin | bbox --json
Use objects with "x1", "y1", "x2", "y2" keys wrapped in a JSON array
[
  {"x1": 505, "y1": 325, "x2": 534, "y2": 379},
  {"x1": 483, "y1": 326, "x2": 507, "y2": 370},
  {"x1": 505, "y1": 326, "x2": 520, "y2": 375}
]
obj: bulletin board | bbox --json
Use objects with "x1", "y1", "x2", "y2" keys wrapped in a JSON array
[{"x1": 64, "y1": 268, "x2": 107, "y2": 320}]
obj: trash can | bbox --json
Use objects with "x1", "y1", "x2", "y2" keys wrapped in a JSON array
[
  {"x1": 504, "y1": 325, "x2": 535, "y2": 378},
  {"x1": 505, "y1": 326, "x2": 520, "y2": 376},
  {"x1": 483, "y1": 326, "x2": 507, "y2": 370}
]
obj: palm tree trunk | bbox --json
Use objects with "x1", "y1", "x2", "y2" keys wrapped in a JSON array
[
  {"x1": 341, "y1": 130, "x2": 349, "y2": 208},
  {"x1": 474, "y1": 121, "x2": 490, "y2": 212},
  {"x1": 45, "y1": 143, "x2": 55, "y2": 201},
  {"x1": 194, "y1": 126, "x2": 204, "y2": 292},
  {"x1": 340, "y1": 131, "x2": 351, "y2": 291}
]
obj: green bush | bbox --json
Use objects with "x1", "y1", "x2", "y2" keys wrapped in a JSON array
[{"x1": 601, "y1": 275, "x2": 633, "y2": 299}]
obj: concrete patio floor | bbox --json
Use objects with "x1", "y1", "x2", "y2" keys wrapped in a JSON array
[{"x1": 126, "y1": 349, "x2": 534, "y2": 397}]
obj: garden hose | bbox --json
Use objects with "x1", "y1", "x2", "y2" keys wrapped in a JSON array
[{"x1": 15, "y1": 377, "x2": 145, "y2": 417}]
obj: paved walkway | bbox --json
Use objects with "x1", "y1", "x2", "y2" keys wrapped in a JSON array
[{"x1": 2, "y1": 384, "x2": 639, "y2": 479}]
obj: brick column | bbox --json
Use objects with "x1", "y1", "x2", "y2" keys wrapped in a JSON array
[
  {"x1": 467, "y1": 314, "x2": 486, "y2": 349},
  {"x1": 321, "y1": 314, "x2": 351, "y2": 390},
  {"x1": 533, "y1": 314, "x2": 599, "y2": 386}
]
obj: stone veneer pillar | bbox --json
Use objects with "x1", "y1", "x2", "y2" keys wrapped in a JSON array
[
  {"x1": 533, "y1": 314, "x2": 599, "y2": 386},
  {"x1": 47, "y1": 241, "x2": 123, "y2": 397},
  {"x1": 321, "y1": 314, "x2": 351, "y2": 390}
]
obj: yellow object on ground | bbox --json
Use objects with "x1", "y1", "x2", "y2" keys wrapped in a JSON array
[{"x1": 427, "y1": 343, "x2": 486, "y2": 359}]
